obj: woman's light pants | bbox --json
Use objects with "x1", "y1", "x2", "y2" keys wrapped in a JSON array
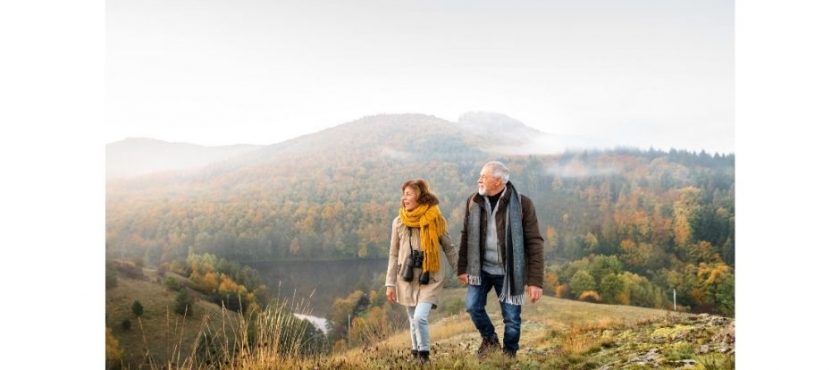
[{"x1": 406, "y1": 302, "x2": 432, "y2": 351}]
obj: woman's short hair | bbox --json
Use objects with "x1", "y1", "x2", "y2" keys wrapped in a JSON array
[{"x1": 401, "y1": 179, "x2": 440, "y2": 206}]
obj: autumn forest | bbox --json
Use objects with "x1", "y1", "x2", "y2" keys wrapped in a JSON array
[{"x1": 107, "y1": 113, "x2": 734, "y2": 316}]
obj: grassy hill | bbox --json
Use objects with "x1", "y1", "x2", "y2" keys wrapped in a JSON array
[
  {"x1": 328, "y1": 288, "x2": 735, "y2": 369},
  {"x1": 106, "y1": 264, "x2": 328, "y2": 369},
  {"x1": 106, "y1": 267, "x2": 236, "y2": 368},
  {"x1": 109, "y1": 280, "x2": 734, "y2": 369}
]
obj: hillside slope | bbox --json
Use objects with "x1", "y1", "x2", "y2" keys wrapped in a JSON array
[
  {"x1": 108, "y1": 281, "x2": 734, "y2": 369},
  {"x1": 106, "y1": 268, "x2": 235, "y2": 367},
  {"x1": 334, "y1": 288, "x2": 735, "y2": 369},
  {"x1": 106, "y1": 113, "x2": 734, "y2": 265}
]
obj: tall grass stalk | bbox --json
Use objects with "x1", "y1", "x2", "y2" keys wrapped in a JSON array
[{"x1": 131, "y1": 296, "x2": 326, "y2": 369}]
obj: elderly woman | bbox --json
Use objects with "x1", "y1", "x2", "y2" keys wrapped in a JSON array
[{"x1": 385, "y1": 179, "x2": 458, "y2": 364}]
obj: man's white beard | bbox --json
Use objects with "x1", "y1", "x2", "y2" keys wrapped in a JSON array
[{"x1": 478, "y1": 185, "x2": 486, "y2": 196}]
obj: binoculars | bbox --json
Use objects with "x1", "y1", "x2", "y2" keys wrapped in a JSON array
[
  {"x1": 401, "y1": 250, "x2": 430, "y2": 284},
  {"x1": 410, "y1": 249, "x2": 424, "y2": 268}
]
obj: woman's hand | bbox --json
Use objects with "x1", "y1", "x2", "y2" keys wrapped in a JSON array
[{"x1": 386, "y1": 286, "x2": 396, "y2": 303}]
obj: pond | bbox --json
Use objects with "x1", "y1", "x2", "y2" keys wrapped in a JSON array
[{"x1": 250, "y1": 258, "x2": 389, "y2": 317}]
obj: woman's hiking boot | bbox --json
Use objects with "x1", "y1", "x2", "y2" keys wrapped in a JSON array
[{"x1": 417, "y1": 350, "x2": 430, "y2": 364}]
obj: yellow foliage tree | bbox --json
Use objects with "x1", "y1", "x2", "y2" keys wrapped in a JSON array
[
  {"x1": 697, "y1": 262, "x2": 731, "y2": 287},
  {"x1": 545, "y1": 225, "x2": 558, "y2": 254},
  {"x1": 544, "y1": 271, "x2": 560, "y2": 296},
  {"x1": 673, "y1": 213, "x2": 692, "y2": 247},
  {"x1": 189, "y1": 268, "x2": 220, "y2": 293},
  {"x1": 578, "y1": 290, "x2": 601, "y2": 302},
  {"x1": 554, "y1": 283, "x2": 569, "y2": 299},
  {"x1": 105, "y1": 328, "x2": 122, "y2": 370},
  {"x1": 673, "y1": 187, "x2": 701, "y2": 246},
  {"x1": 218, "y1": 274, "x2": 247, "y2": 296}
]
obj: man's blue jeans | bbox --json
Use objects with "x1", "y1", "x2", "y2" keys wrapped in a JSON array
[{"x1": 465, "y1": 271, "x2": 522, "y2": 353}]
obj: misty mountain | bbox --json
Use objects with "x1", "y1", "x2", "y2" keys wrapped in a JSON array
[
  {"x1": 106, "y1": 112, "x2": 734, "y2": 314},
  {"x1": 107, "y1": 113, "x2": 733, "y2": 263},
  {"x1": 106, "y1": 138, "x2": 263, "y2": 178},
  {"x1": 106, "y1": 113, "x2": 499, "y2": 194},
  {"x1": 457, "y1": 112, "x2": 612, "y2": 154}
]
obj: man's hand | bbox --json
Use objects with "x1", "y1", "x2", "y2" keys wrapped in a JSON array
[
  {"x1": 386, "y1": 286, "x2": 396, "y2": 303},
  {"x1": 528, "y1": 286, "x2": 543, "y2": 303},
  {"x1": 458, "y1": 273, "x2": 468, "y2": 286}
]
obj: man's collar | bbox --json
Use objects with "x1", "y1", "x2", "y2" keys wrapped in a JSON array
[
  {"x1": 490, "y1": 185, "x2": 507, "y2": 199},
  {"x1": 480, "y1": 185, "x2": 508, "y2": 204}
]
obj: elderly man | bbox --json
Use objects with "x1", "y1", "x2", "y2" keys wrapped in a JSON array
[{"x1": 457, "y1": 161, "x2": 544, "y2": 359}]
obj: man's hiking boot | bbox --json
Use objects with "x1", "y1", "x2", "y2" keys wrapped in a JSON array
[
  {"x1": 503, "y1": 348, "x2": 517, "y2": 359},
  {"x1": 477, "y1": 335, "x2": 501, "y2": 359},
  {"x1": 410, "y1": 349, "x2": 418, "y2": 359}
]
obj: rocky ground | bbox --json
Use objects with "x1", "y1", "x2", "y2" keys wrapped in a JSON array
[
  {"x1": 585, "y1": 313, "x2": 735, "y2": 369},
  {"x1": 332, "y1": 296, "x2": 736, "y2": 370}
]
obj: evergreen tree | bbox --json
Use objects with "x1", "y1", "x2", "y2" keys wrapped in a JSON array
[
  {"x1": 131, "y1": 300, "x2": 144, "y2": 317},
  {"x1": 174, "y1": 288, "x2": 193, "y2": 316}
]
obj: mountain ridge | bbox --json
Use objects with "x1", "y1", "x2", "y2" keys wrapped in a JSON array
[{"x1": 107, "y1": 112, "x2": 730, "y2": 181}]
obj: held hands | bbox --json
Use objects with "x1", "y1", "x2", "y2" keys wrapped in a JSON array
[
  {"x1": 386, "y1": 286, "x2": 396, "y2": 303},
  {"x1": 458, "y1": 273, "x2": 468, "y2": 286}
]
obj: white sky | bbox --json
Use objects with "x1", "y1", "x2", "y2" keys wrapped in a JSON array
[{"x1": 106, "y1": 0, "x2": 733, "y2": 153}]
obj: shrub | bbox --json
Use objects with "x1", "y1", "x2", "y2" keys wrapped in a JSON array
[
  {"x1": 164, "y1": 276, "x2": 182, "y2": 291},
  {"x1": 131, "y1": 300, "x2": 144, "y2": 317},
  {"x1": 570, "y1": 270, "x2": 597, "y2": 297},
  {"x1": 112, "y1": 260, "x2": 144, "y2": 279},
  {"x1": 578, "y1": 290, "x2": 601, "y2": 303},
  {"x1": 121, "y1": 318, "x2": 131, "y2": 331},
  {"x1": 600, "y1": 273, "x2": 625, "y2": 304},
  {"x1": 174, "y1": 288, "x2": 193, "y2": 316}
]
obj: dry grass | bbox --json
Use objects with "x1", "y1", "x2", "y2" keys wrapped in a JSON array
[
  {"x1": 106, "y1": 270, "x2": 232, "y2": 366},
  {"x1": 114, "y1": 299, "x2": 327, "y2": 369},
  {"x1": 108, "y1": 269, "x2": 327, "y2": 369},
  {"x1": 110, "y1": 281, "x2": 726, "y2": 369},
  {"x1": 556, "y1": 319, "x2": 623, "y2": 355}
]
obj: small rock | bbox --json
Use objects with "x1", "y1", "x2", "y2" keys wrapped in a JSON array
[
  {"x1": 651, "y1": 336, "x2": 667, "y2": 344},
  {"x1": 628, "y1": 348, "x2": 663, "y2": 365},
  {"x1": 672, "y1": 359, "x2": 697, "y2": 368}
]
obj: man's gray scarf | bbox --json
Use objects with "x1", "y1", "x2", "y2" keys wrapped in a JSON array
[{"x1": 466, "y1": 182, "x2": 526, "y2": 305}]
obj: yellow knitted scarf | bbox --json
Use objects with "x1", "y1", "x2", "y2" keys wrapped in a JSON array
[{"x1": 399, "y1": 204, "x2": 446, "y2": 273}]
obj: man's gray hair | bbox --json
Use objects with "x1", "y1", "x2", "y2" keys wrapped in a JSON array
[{"x1": 484, "y1": 161, "x2": 510, "y2": 183}]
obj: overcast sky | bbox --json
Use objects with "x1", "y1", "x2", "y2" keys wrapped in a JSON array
[{"x1": 106, "y1": 0, "x2": 733, "y2": 153}]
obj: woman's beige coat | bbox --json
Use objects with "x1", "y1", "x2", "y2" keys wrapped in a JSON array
[{"x1": 386, "y1": 216, "x2": 458, "y2": 307}]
